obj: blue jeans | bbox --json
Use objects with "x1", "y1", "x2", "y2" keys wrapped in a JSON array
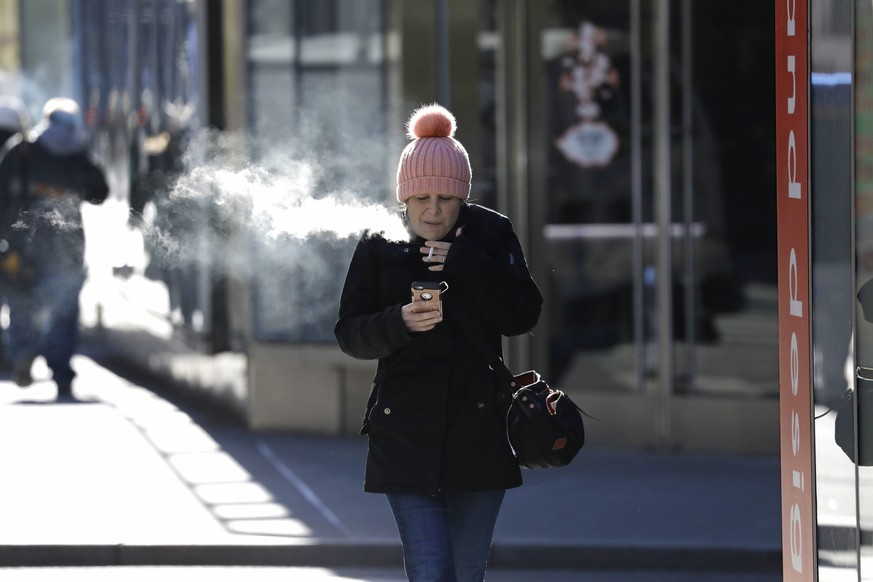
[
  {"x1": 386, "y1": 489, "x2": 505, "y2": 582},
  {"x1": 6, "y1": 270, "x2": 83, "y2": 385}
]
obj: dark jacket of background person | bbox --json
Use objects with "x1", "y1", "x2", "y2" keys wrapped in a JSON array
[
  {"x1": 0, "y1": 126, "x2": 108, "y2": 279},
  {"x1": 335, "y1": 202, "x2": 543, "y2": 495}
]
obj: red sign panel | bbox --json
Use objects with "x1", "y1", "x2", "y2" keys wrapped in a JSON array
[{"x1": 775, "y1": 0, "x2": 815, "y2": 578}]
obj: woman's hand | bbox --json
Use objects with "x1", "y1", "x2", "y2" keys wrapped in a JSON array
[
  {"x1": 420, "y1": 227, "x2": 463, "y2": 271},
  {"x1": 401, "y1": 300, "x2": 442, "y2": 332}
]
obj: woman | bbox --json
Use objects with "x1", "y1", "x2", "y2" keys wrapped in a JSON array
[{"x1": 334, "y1": 104, "x2": 542, "y2": 581}]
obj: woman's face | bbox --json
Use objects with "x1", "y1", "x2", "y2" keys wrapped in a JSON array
[{"x1": 406, "y1": 193, "x2": 462, "y2": 240}]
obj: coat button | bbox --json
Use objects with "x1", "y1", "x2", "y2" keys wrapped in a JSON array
[
  {"x1": 383, "y1": 407, "x2": 391, "y2": 415},
  {"x1": 403, "y1": 248, "x2": 409, "y2": 253},
  {"x1": 477, "y1": 402, "x2": 485, "y2": 409}
]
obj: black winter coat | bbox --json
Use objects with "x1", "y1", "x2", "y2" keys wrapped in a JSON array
[
  {"x1": 334, "y1": 203, "x2": 543, "y2": 495},
  {"x1": 0, "y1": 136, "x2": 109, "y2": 276}
]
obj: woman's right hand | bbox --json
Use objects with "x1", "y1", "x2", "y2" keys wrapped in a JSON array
[{"x1": 401, "y1": 300, "x2": 442, "y2": 332}]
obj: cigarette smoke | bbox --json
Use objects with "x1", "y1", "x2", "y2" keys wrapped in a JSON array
[
  {"x1": 143, "y1": 129, "x2": 406, "y2": 262},
  {"x1": 138, "y1": 127, "x2": 408, "y2": 341}
]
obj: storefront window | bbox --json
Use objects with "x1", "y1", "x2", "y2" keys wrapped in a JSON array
[
  {"x1": 809, "y1": 0, "x2": 859, "y2": 572},
  {"x1": 537, "y1": 1, "x2": 777, "y2": 402},
  {"x1": 71, "y1": 0, "x2": 205, "y2": 336},
  {"x1": 855, "y1": 0, "x2": 873, "y2": 577},
  {"x1": 247, "y1": 0, "x2": 391, "y2": 342},
  {"x1": 540, "y1": 2, "x2": 643, "y2": 393}
]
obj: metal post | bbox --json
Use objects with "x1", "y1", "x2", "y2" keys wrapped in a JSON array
[
  {"x1": 435, "y1": 0, "x2": 450, "y2": 107},
  {"x1": 631, "y1": 0, "x2": 645, "y2": 393},
  {"x1": 496, "y1": 0, "x2": 531, "y2": 370},
  {"x1": 681, "y1": 0, "x2": 695, "y2": 391},
  {"x1": 654, "y1": 0, "x2": 673, "y2": 448}
]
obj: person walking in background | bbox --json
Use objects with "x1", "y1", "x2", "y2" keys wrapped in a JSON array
[
  {"x1": 0, "y1": 97, "x2": 108, "y2": 400},
  {"x1": 334, "y1": 104, "x2": 542, "y2": 581},
  {"x1": 0, "y1": 96, "x2": 31, "y2": 373}
]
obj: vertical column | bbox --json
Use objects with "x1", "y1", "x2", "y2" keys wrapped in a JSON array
[
  {"x1": 775, "y1": 0, "x2": 815, "y2": 578},
  {"x1": 496, "y1": 0, "x2": 533, "y2": 371},
  {"x1": 653, "y1": 0, "x2": 672, "y2": 447},
  {"x1": 218, "y1": 0, "x2": 246, "y2": 131}
]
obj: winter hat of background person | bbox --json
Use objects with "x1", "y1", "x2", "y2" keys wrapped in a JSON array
[
  {"x1": 33, "y1": 97, "x2": 86, "y2": 156},
  {"x1": 0, "y1": 96, "x2": 31, "y2": 134},
  {"x1": 396, "y1": 104, "x2": 472, "y2": 203}
]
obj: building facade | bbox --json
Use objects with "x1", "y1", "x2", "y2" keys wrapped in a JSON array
[
  {"x1": 11, "y1": 0, "x2": 873, "y2": 577},
  {"x1": 1, "y1": 0, "x2": 780, "y2": 449},
  {"x1": 232, "y1": 0, "x2": 780, "y2": 452}
]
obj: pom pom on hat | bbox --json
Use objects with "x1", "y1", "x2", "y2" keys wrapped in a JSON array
[
  {"x1": 406, "y1": 104, "x2": 456, "y2": 139},
  {"x1": 396, "y1": 104, "x2": 471, "y2": 203}
]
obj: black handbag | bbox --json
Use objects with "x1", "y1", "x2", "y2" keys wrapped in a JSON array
[
  {"x1": 451, "y1": 304, "x2": 592, "y2": 469},
  {"x1": 503, "y1": 369, "x2": 588, "y2": 469}
]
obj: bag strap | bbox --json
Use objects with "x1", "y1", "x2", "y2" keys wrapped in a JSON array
[
  {"x1": 450, "y1": 298, "x2": 600, "y2": 421},
  {"x1": 449, "y1": 301, "x2": 520, "y2": 399}
]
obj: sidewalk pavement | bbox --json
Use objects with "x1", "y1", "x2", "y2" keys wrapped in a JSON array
[{"x1": 0, "y1": 353, "x2": 783, "y2": 575}]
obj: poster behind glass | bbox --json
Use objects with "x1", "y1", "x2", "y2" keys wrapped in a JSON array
[
  {"x1": 544, "y1": 1, "x2": 777, "y2": 401},
  {"x1": 543, "y1": 3, "x2": 641, "y2": 393}
]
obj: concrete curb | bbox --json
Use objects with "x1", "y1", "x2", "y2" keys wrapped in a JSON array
[
  {"x1": 0, "y1": 542, "x2": 782, "y2": 572},
  {"x1": 490, "y1": 542, "x2": 782, "y2": 572},
  {"x1": 0, "y1": 542, "x2": 400, "y2": 569}
]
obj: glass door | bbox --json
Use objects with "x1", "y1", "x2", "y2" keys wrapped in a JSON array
[
  {"x1": 855, "y1": 1, "x2": 873, "y2": 578},
  {"x1": 538, "y1": 1, "x2": 645, "y2": 394},
  {"x1": 525, "y1": 0, "x2": 778, "y2": 450},
  {"x1": 808, "y1": 0, "x2": 859, "y2": 577}
]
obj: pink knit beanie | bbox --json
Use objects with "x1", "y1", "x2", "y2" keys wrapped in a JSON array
[{"x1": 396, "y1": 104, "x2": 472, "y2": 203}]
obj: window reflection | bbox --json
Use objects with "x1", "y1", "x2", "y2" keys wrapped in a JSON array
[
  {"x1": 247, "y1": 0, "x2": 390, "y2": 342},
  {"x1": 541, "y1": 2, "x2": 776, "y2": 400},
  {"x1": 811, "y1": 0, "x2": 861, "y2": 576},
  {"x1": 856, "y1": 0, "x2": 873, "y2": 577},
  {"x1": 543, "y1": 5, "x2": 639, "y2": 392}
]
